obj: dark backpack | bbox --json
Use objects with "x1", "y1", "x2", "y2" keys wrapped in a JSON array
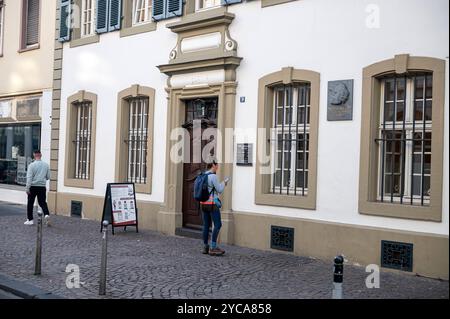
[{"x1": 194, "y1": 172, "x2": 214, "y2": 202}]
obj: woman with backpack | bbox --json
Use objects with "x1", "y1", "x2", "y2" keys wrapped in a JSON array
[{"x1": 195, "y1": 160, "x2": 230, "y2": 256}]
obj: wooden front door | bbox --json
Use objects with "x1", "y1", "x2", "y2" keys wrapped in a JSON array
[{"x1": 182, "y1": 98, "x2": 218, "y2": 229}]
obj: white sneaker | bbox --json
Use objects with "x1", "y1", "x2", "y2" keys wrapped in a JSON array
[
  {"x1": 44, "y1": 215, "x2": 50, "y2": 226},
  {"x1": 24, "y1": 220, "x2": 34, "y2": 226}
]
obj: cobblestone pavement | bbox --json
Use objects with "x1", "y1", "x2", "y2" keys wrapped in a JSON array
[{"x1": 0, "y1": 201, "x2": 448, "y2": 299}]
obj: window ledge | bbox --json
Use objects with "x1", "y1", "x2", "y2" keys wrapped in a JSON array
[
  {"x1": 70, "y1": 35, "x2": 100, "y2": 48},
  {"x1": 120, "y1": 22, "x2": 157, "y2": 38},
  {"x1": 16, "y1": 116, "x2": 41, "y2": 122},
  {"x1": 359, "y1": 201, "x2": 442, "y2": 222},
  {"x1": 0, "y1": 184, "x2": 26, "y2": 191},
  {"x1": 256, "y1": 193, "x2": 316, "y2": 210},
  {"x1": 64, "y1": 178, "x2": 94, "y2": 189},
  {"x1": 18, "y1": 44, "x2": 40, "y2": 53},
  {"x1": 261, "y1": 0, "x2": 298, "y2": 8}
]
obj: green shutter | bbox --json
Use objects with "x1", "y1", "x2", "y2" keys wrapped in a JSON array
[
  {"x1": 96, "y1": 0, "x2": 109, "y2": 33},
  {"x1": 152, "y1": 0, "x2": 166, "y2": 21},
  {"x1": 58, "y1": 0, "x2": 71, "y2": 42},
  {"x1": 166, "y1": 0, "x2": 183, "y2": 18},
  {"x1": 109, "y1": 0, "x2": 122, "y2": 31}
]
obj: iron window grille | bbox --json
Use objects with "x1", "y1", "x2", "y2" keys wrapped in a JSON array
[
  {"x1": 270, "y1": 84, "x2": 311, "y2": 196},
  {"x1": 81, "y1": 0, "x2": 96, "y2": 37},
  {"x1": 73, "y1": 101, "x2": 92, "y2": 180},
  {"x1": 126, "y1": 97, "x2": 149, "y2": 185},
  {"x1": 376, "y1": 73, "x2": 433, "y2": 206}
]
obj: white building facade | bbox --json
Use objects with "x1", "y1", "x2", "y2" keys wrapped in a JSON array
[{"x1": 50, "y1": 0, "x2": 449, "y2": 279}]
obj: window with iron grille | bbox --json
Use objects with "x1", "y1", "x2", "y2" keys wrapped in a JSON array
[
  {"x1": 271, "y1": 84, "x2": 311, "y2": 196},
  {"x1": 81, "y1": 0, "x2": 96, "y2": 37},
  {"x1": 133, "y1": 0, "x2": 152, "y2": 25},
  {"x1": 126, "y1": 97, "x2": 149, "y2": 184},
  {"x1": 74, "y1": 101, "x2": 93, "y2": 180},
  {"x1": 377, "y1": 73, "x2": 433, "y2": 206},
  {"x1": 22, "y1": 0, "x2": 40, "y2": 49}
]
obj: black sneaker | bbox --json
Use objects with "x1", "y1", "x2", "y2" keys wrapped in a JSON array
[{"x1": 202, "y1": 245, "x2": 210, "y2": 255}]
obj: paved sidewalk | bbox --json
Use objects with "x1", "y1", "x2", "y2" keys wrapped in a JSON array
[{"x1": 0, "y1": 202, "x2": 448, "y2": 299}]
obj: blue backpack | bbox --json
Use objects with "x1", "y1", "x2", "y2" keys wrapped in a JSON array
[{"x1": 194, "y1": 172, "x2": 214, "y2": 202}]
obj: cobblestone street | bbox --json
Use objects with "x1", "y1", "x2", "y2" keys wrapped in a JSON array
[{"x1": 0, "y1": 201, "x2": 448, "y2": 299}]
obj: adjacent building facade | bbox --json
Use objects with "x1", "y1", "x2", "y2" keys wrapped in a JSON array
[
  {"x1": 48, "y1": 0, "x2": 450, "y2": 279},
  {"x1": 0, "y1": 0, "x2": 56, "y2": 203}
]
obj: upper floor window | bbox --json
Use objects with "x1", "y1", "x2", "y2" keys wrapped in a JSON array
[
  {"x1": 21, "y1": 0, "x2": 40, "y2": 50},
  {"x1": 133, "y1": 0, "x2": 152, "y2": 25},
  {"x1": 377, "y1": 74, "x2": 433, "y2": 206},
  {"x1": 0, "y1": 1, "x2": 4, "y2": 56},
  {"x1": 196, "y1": 0, "x2": 221, "y2": 11},
  {"x1": 271, "y1": 84, "x2": 310, "y2": 196},
  {"x1": 81, "y1": 0, "x2": 96, "y2": 37}
]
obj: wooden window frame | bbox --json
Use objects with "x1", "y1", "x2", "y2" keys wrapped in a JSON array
[
  {"x1": 81, "y1": 0, "x2": 96, "y2": 38},
  {"x1": 64, "y1": 91, "x2": 97, "y2": 189},
  {"x1": 359, "y1": 55, "x2": 446, "y2": 222},
  {"x1": 255, "y1": 67, "x2": 320, "y2": 210},
  {"x1": 19, "y1": 0, "x2": 41, "y2": 52}
]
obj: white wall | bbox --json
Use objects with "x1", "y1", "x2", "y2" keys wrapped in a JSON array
[
  {"x1": 229, "y1": 0, "x2": 449, "y2": 235},
  {"x1": 58, "y1": 0, "x2": 449, "y2": 235}
]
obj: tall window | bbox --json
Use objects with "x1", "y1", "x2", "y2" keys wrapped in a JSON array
[
  {"x1": 377, "y1": 74, "x2": 433, "y2": 206},
  {"x1": 0, "y1": 1, "x2": 4, "y2": 56},
  {"x1": 21, "y1": 0, "x2": 40, "y2": 50},
  {"x1": 132, "y1": 0, "x2": 152, "y2": 25},
  {"x1": 271, "y1": 84, "x2": 310, "y2": 196},
  {"x1": 81, "y1": 0, "x2": 96, "y2": 37},
  {"x1": 74, "y1": 101, "x2": 92, "y2": 180},
  {"x1": 126, "y1": 97, "x2": 149, "y2": 184}
]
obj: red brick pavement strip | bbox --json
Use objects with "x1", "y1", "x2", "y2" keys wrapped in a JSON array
[{"x1": 0, "y1": 203, "x2": 448, "y2": 299}]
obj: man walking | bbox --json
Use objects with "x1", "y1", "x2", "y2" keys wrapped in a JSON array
[
  {"x1": 24, "y1": 150, "x2": 51, "y2": 226},
  {"x1": 200, "y1": 161, "x2": 230, "y2": 256}
]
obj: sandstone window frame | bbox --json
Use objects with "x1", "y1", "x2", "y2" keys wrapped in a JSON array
[
  {"x1": 255, "y1": 67, "x2": 320, "y2": 210},
  {"x1": 358, "y1": 54, "x2": 446, "y2": 222},
  {"x1": 64, "y1": 90, "x2": 97, "y2": 189},
  {"x1": 115, "y1": 85, "x2": 155, "y2": 194},
  {"x1": 120, "y1": 0, "x2": 156, "y2": 38},
  {"x1": 261, "y1": 0, "x2": 298, "y2": 9}
]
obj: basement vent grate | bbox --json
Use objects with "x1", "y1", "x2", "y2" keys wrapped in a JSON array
[
  {"x1": 271, "y1": 226, "x2": 294, "y2": 252},
  {"x1": 381, "y1": 240, "x2": 413, "y2": 272},
  {"x1": 71, "y1": 201, "x2": 82, "y2": 218}
]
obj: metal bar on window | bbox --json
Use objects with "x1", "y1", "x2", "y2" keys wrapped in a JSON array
[
  {"x1": 280, "y1": 85, "x2": 286, "y2": 195},
  {"x1": 380, "y1": 80, "x2": 388, "y2": 202},
  {"x1": 302, "y1": 85, "x2": 308, "y2": 197},
  {"x1": 400, "y1": 76, "x2": 407, "y2": 204},
  {"x1": 271, "y1": 87, "x2": 277, "y2": 195},
  {"x1": 390, "y1": 76, "x2": 397, "y2": 203},
  {"x1": 294, "y1": 86, "x2": 300, "y2": 196},
  {"x1": 410, "y1": 76, "x2": 417, "y2": 206},
  {"x1": 287, "y1": 86, "x2": 292, "y2": 196},
  {"x1": 421, "y1": 75, "x2": 427, "y2": 206}
]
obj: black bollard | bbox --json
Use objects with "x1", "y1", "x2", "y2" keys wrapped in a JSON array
[
  {"x1": 99, "y1": 220, "x2": 109, "y2": 296},
  {"x1": 34, "y1": 210, "x2": 43, "y2": 276},
  {"x1": 332, "y1": 255, "x2": 344, "y2": 299}
]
